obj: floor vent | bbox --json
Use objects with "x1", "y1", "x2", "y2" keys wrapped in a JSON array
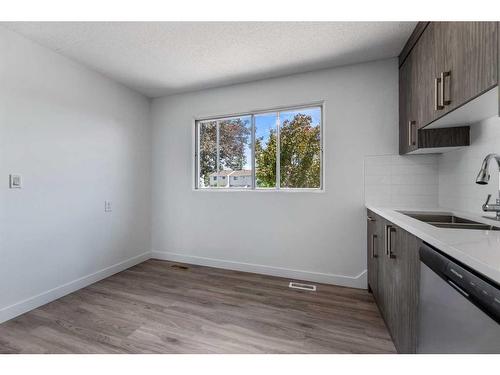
[
  {"x1": 171, "y1": 264, "x2": 189, "y2": 270},
  {"x1": 289, "y1": 282, "x2": 317, "y2": 292}
]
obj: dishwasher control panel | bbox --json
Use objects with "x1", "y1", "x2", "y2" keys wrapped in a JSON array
[{"x1": 420, "y1": 243, "x2": 500, "y2": 324}]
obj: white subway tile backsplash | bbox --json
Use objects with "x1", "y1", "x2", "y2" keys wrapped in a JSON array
[
  {"x1": 365, "y1": 164, "x2": 391, "y2": 176},
  {"x1": 390, "y1": 194, "x2": 438, "y2": 207},
  {"x1": 365, "y1": 174, "x2": 392, "y2": 185},
  {"x1": 391, "y1": 173, "x2": 438, "y2": 185},
  {"x1": 391, "y1": 184, "x2": 437, "y2": 196},
  {"x1": 365, "y1": 154, "x2": 439, "y2": 208},
  {"x1": 391, "y1": 163, "x2": 438, "y2": 176}
]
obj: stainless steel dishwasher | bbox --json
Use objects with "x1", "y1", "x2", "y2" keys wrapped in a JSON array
[{"x1": 418, "y1": 243, "x2": 500, "y2": 353}]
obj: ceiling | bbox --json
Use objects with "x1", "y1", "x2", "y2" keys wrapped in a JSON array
[{"x1": 2, "y1": 22, "x2": 416, "y2": 98}]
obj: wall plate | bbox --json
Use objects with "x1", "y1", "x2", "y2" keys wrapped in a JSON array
[
  {"x1": 104, "y1": 200, "x2": 112, "y2": 212},
  {"x1": 9, "y1": 174, "x2": 22, "y2": 189}
]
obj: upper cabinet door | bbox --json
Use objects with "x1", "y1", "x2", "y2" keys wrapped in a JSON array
[
  {"x1": 399, "y1": 57, "x2": 413, "y2": 154},
  {"x1": 413, "y1": 23, "x2": 440, "y2": 128},
  {"x1": 399, "y1": 48, "x2": 420, "y2": 154},
  {"x1": 436, "y1": 22, "x2": 498, "y2": 116}
]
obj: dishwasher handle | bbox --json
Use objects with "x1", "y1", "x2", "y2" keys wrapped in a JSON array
[{"x1": 419, "y1": 242, "x2": 449, "y2": 275}]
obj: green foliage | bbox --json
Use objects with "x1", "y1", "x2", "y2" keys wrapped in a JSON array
[
  {"x1": 256, "y1": 114, "x2": 320, "y2": 188},
  {"x1": 219, "y1": 119, "x2": 251, "y2": 171},
  {"x1": 199, "y1": 121, "x2": 217, "y2": 186},
  {"x1": 254, "y1": 128, "x2": 277, "y2": 187}
]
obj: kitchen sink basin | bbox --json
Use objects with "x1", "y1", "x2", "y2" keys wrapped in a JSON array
[{"x1": 398, "y1": 211, "x2": 500, "y2": 230}]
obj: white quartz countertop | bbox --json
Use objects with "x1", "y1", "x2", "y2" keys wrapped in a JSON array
[{"x1": 366, "y1": 205, "x2": 500, "y2": 285}]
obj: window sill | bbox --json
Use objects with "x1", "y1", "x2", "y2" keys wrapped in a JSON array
[{"x1": 193, "y1": 188, "x2": 325, "y2": 193}]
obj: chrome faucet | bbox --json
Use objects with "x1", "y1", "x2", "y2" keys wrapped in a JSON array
[{"x1": 476, "y1": 153, "x2": 500, "y2": 220}]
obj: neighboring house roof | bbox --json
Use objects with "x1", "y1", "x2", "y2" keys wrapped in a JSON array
[
  {"x1": 209, "y1": 170, "x2": 233, "y2": 177},
  {"x1": 209, "y1": 169, "x2": 252, "y2": 177},
  {"x1": 230, "y1": 170, "x2": 252, "y2": 177}
]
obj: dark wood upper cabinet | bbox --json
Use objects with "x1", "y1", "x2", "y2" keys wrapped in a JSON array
[
  {"x1": 399, "y1": 57, "x2": 415, "y2": 154},
  {"x1": 436, "y1": 22, "x2": 498, "y2": 117},
  {"x1": 398, "y1": 22, "x2": 498, "y2": 155},
  {"x1": 414, "y1": 22, "x2": 440, "y2": 128}
]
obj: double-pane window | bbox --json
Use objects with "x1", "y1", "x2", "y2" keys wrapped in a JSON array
[{"x1": 196, "y1": 105, "x2": 322, "y2": 190}]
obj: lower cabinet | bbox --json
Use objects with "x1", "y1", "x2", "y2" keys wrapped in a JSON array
[
  {"x1": 366, "y1": 214, "x2": 379, "y2": 299},
  {"x1": 367, "y1": 210, "x2": 421, "y2": 354}
]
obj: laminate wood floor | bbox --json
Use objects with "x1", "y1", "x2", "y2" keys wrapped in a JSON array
[{"x1": 0, "y1": 260, "x2": 396, "y2": 353}]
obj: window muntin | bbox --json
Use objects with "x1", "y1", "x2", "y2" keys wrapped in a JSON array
[{"x1": 196, "y1": 105, "x2": 322, "y2": 190}]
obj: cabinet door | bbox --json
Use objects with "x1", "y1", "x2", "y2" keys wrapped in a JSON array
[
  {"x1": 437, "y1": 22, "x2": 498, "y2": 116},
  {"x1": 367, "y1": 211, "x2": 380, "y2": 299},
  {"x1": 413, "y1": 23, "x2": 441, "y2": 128},
  {"x1": 377, "y1": 219, "x2": 397, "y2": 338},
  {"x1": 374, "y1": 221, "x2": 421, "y2": 353},
  {"x1": 390, "y1": 226, "x2": 421, "y2": 354},
  {"x1": 375, "y1": 216, "x2": 387, "y2": 317},
  {"x1": 399, "y1": 55, "x2": 418, "y2": 154}
]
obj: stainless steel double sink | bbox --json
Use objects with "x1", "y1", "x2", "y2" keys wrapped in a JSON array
[{"x1": 398, "y1": 211, "x2": 500, "y2": 231}]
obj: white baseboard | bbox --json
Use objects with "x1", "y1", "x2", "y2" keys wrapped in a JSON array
[
  {"x1": 0, "y1": 251, "x2": 151, "y2": 324},
  {"x1": 151, "y1": 250, "x2": 367, "y2": 289}
]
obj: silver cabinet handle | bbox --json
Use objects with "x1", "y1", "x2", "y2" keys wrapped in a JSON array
[
  {"x1": 408, "y1": 120, "x2": 416, "y2": 147},
  {"x1": 371, "y1": 234, "x2": 378, "y2": 258},
  {"x1": 384, "y1": 225, "x2": 391, "y2": 255},
  {"x1": 440, "y1": 71, "x2": 451, "y2": 106},
  {"x1": 385, "y1": 225, "x2": 396, "y2": 259},
  {"x1": 434, "y1": 77, "x2": 444, "y2": 111}
]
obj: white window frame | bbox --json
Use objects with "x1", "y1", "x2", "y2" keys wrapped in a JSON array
[{"x1": 194, "y1": 102, "x2": 324, "y2": 192}]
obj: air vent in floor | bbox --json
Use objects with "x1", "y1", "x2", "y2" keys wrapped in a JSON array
[{"x1": 289, "y1": 282, "x2": 316, "y2": 291}]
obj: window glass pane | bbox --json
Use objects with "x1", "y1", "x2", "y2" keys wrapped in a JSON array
[
  {"x1": 255, "y1": 113, "x2": 277, "y2": 188},
  {"x1": 196, "y1": 106, "x2": 322, "y2": 190},
  {"x1": 279, "y1": 107, "x2": 321, "y2": 188},
  {"x1": 218, "y1": 116, "x2": 252, "y2": 188},
  {"x1": 198, "y1": 121, "x2": 217, "y2": 188}
]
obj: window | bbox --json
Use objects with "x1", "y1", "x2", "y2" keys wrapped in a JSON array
[{"x1": 195, "y1": 105, "x2": 322, "y2": 190}]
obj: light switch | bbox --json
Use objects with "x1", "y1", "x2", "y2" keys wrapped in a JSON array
[
  {"x1": 9, "y1": 174, "x2": 22, "y2": 189},
  {"x1": 104, "y1": 201, "x2": 112, "y2": 212}
]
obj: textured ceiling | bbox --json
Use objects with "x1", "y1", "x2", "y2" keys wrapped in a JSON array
[{"x1": 2, "y1": 22, "x2": 416, "y2": 98}]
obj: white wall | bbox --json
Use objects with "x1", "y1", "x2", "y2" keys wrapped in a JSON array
[
  {"x1": 151, "y1": 59, "x2": 399, "y2": 288},
  {"x1": 0, "y1": 27, "x2": 152, "y2": 322},
  {"x1": 365, "y1": 154, "x2": 439, "y2": 208},
  {"x1": 439, "y1": 116, "x2": 500, "y2": 214}
]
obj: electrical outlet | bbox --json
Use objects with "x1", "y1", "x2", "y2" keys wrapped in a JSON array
[
  {"x1": 9, "y1": 174, "x2": 22, "y2": 189},
  {"x1": 104, "y1": 201, "x2": 112, "y2": 212}
]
